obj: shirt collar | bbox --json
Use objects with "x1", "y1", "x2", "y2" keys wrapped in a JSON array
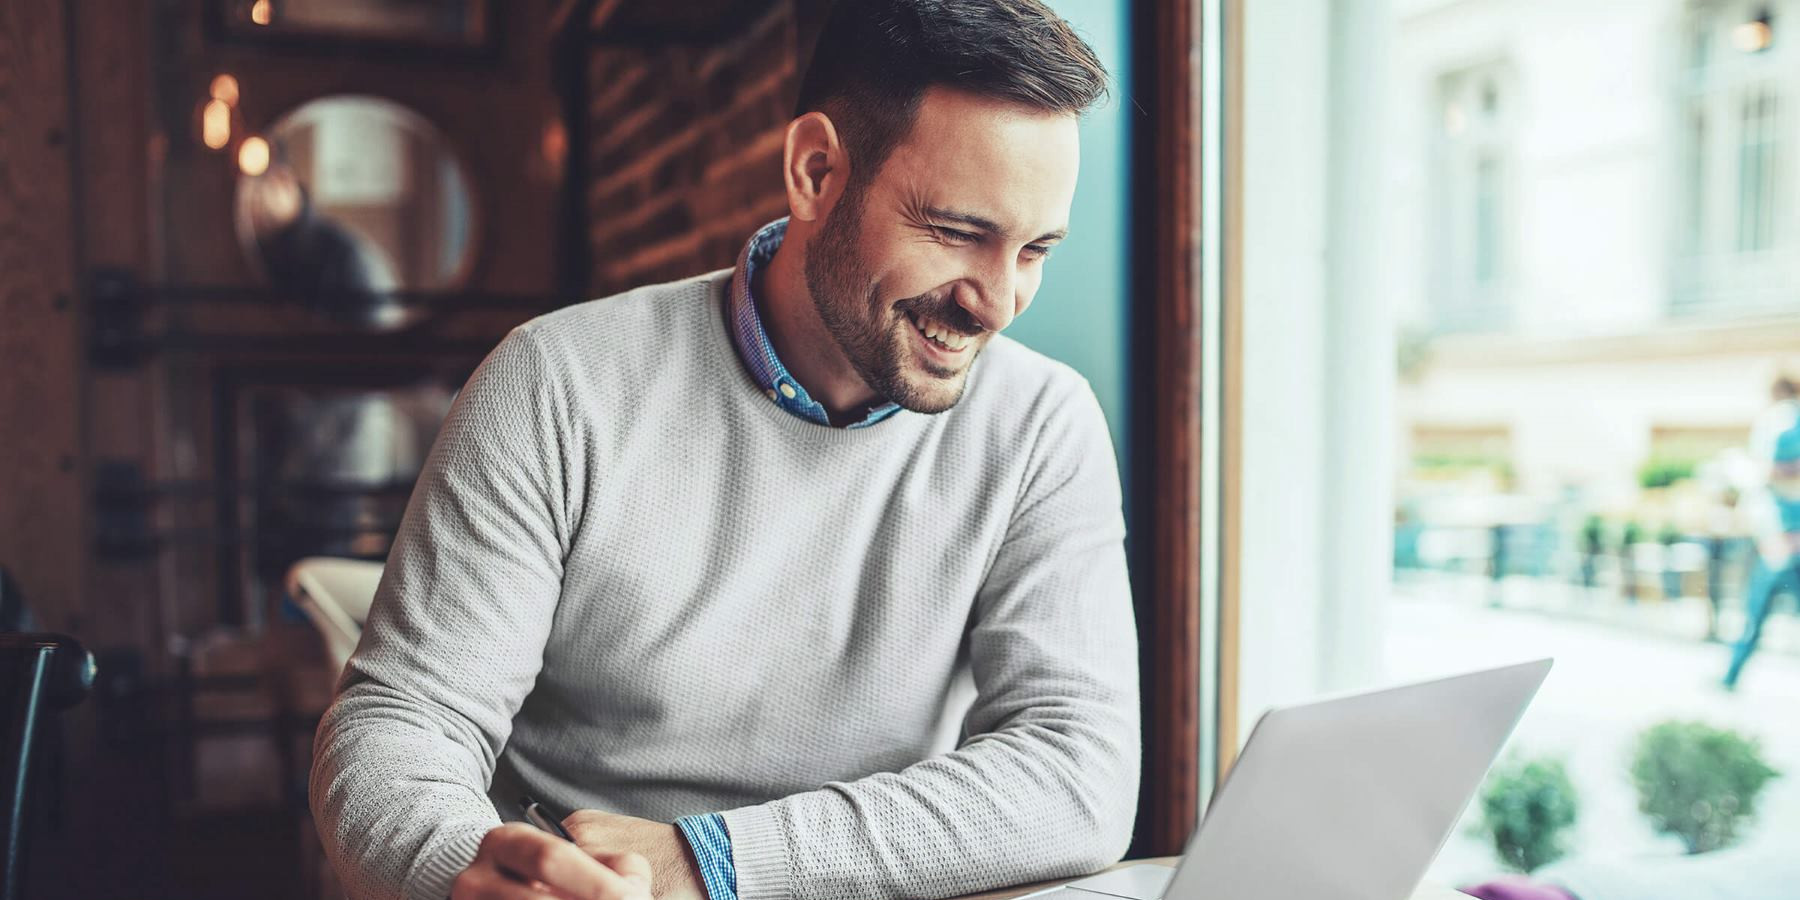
[{"x1": 726, "y1": 218, "x2": 903, "y2": 429}]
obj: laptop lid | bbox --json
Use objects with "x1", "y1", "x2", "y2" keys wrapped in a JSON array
[{"x1": 1159, "y1": 658, "x2": 1552, "y2": 900}]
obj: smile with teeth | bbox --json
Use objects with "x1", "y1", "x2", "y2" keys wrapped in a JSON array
[{"x1": 907, "y1": 311, "x2": 973, "y2": 352}]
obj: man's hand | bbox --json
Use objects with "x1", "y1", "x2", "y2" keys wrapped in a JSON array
[
  {"x1": 453, "y1": 823, "x2": 652, "y2": 900},
  {"x1": 561, "y1": 811, "x2": 708, "y2": 900}
]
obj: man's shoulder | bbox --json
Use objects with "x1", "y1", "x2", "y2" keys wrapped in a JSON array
[
  {"x1": 521, "y1": 268, "x2": 732, "y2": 350},
  {"x1": 496, "y1": 268, "x2": 732, "y2": 393}
]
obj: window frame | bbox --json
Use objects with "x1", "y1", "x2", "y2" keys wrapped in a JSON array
[
  {"x1": 1429, "y1": 60, "x2": 1517, "y2": 334},
  {"x1": 1674, "y1": 0, "x2": 1799, "y2": 315},
  {"x1": 1128, "y1": 0, "x2": 1234, "y2": 858}
]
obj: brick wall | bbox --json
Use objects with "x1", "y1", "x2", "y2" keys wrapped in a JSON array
[{"x1": 585, "y1": 2, "x2": 818, "y2": 294}]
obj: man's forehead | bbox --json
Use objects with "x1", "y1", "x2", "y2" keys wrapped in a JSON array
[{"x1": 882, "y1": 91, "x2": 1081, "y2": 239}]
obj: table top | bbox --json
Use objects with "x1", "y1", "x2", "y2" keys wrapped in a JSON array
[{"x1": 950, "y1": 858, "x2": 1471, "y2": 900}]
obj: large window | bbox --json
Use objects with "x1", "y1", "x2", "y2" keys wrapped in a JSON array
[
  {"x1": 1240, "y1": 1, "x2": 1800, "y2": 897},
  {"x1": 1432, "y1": 63, "x2": 1514, "y2": 333},
  {"x1": 1676, "y1": 0, "x2": 1797, "y2": 313}
]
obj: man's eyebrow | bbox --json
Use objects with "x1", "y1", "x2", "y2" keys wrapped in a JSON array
[{"x1": 923, "y1": 206, "x2": 1068, "y2": 243}]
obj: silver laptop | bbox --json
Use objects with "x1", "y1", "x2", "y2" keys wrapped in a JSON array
[{"x1": 1031, "y1": 658, "x2": 1552, "y2": 900}]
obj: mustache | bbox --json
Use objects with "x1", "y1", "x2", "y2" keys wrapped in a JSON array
[{"x1": 894, "y1": 294, "x2": 985, "y2": 338}]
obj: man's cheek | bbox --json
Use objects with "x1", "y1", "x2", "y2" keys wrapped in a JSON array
[{"x1": 887, "y1": 248, "x2": 965, "y2": 300}]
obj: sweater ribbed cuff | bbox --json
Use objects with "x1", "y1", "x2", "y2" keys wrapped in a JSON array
[
  {"x1": 403, "y1": 822, "x2": 490, "y2": 900},
  {"x1": 719, "y1": 804, "x2": 791, "y2": 900}
]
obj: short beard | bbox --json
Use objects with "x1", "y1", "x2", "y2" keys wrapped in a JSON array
[{"x1": 802, "y1": 179, "x2": 981, "y2": 415}]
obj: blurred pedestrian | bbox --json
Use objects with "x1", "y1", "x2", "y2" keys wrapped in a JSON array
[{"x1": 1722, "y1": 374, "x2": 1800, "y2": 689}]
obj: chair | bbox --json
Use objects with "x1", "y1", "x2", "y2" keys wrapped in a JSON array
[
  {"x1": 1, "y1": 633, "x2": 95, "y2": 900},
  {"x1": 285, "y1": 557, "x2": 384, "y2": 675},
  {"x1": 282, "y1": 558, "x2": 381, "y2": 900}
]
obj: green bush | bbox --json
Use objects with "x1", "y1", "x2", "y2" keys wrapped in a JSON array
[
  {"x1": 1638, "y1": 457, "x2": 1699, "y2": 490},
  {"x1": 1477, "y1": 755, "x2": 1580, "y2": 872},
  {"x1": 1412, "y1": 452, "x2": 1514, "y2": 484},
  {"x1": 1630, "y1": 721, "x2": 1781, "y2": 854}
]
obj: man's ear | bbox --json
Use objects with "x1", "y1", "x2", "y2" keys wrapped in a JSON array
[{"x1": 783, "y1": 111, "x2": 849, "y2": 223}]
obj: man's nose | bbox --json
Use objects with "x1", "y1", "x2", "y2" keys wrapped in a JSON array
[{"x1": 955, "y1": 256, "x2": 1021, "y2": 334}]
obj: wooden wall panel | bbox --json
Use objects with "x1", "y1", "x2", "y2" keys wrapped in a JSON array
[
  {"x1": 76, "y1": 2, "x2": 167, "y2": 664},
  {"x1": 0, "y1": 0, "x2": 87, "y2": 636}
]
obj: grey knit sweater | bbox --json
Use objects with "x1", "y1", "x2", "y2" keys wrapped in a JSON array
[{"x1": 308, "y1": 268, "x2": 1141, "y2": 900}]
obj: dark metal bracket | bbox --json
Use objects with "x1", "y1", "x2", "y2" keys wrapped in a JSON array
[{"x1": 84, "y1": 268, "x2": 574, "y2": 370}]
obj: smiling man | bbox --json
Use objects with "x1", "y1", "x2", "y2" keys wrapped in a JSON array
[{"x1": 309, "y1": 2, "x2": 1138, "y2": 900}]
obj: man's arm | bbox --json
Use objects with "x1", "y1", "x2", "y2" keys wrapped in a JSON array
[
  {"x1": 309, "y1": 326, "x2": 573, "y2": 900},
  {"x1": 716, "y1": 373, "x2": 1141, "y2": 900}
]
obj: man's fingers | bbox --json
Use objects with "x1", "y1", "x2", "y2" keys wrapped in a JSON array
[
  {"x1": 453, "y1": 862, "x2": 560, "y2": 900},
  {"x1": 481, "y1": 824, "x2": 628, "y2": 899},
  {"x1": 591, "y1": 850, "x2": 653, "y2": 889}
]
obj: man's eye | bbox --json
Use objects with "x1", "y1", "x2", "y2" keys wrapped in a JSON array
[
  {"x1": 1023, "y1": 245, "x2": 1053, "y2": 261},
  {"x1": 933, "y1": 226, "x2": 978, "y2": 244}
]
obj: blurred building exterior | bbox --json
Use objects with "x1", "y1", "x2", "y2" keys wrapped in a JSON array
[{"x1": 1388, "y1": 0, "x2": 1800, "y2": 517}]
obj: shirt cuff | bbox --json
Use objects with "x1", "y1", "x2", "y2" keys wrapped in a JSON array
[{"x1": 676, "y1": 813, "x2": 739, "y2": 900}]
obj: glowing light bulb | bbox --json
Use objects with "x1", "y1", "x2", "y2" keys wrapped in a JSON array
[
  {"x1": 239, "y1": 136, "x2": 271, "y2": 176},
  {"x1": 210, "y1": 74, "x2": 240, "y2": 107},
  {"x1": 202, "y1": 99, "x2": 232, "y2": 150},
  {"x1": 250, "y1": 0, "x2": 272, "y2": 26}
]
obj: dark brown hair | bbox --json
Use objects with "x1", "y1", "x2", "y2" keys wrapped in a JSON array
[{"x1": 796, "y1": 0, "x2": 1108, "y2": 187}]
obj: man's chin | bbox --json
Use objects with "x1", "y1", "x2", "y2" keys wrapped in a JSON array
[
  {"x1": 859, "y1": 325, "x2": 982, "y2": 414},
  {"x1": 886, "y1": 366, "x2": 971, "y2": 415}
]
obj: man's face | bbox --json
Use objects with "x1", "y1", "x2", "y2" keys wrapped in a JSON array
[{"x1": 804, "y1": 87, "x2": 1081, "y2": 414}]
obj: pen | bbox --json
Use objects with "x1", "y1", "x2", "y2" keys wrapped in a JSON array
[{"x1": 519, "y1": 795, "x2": 576, "y2": 842}]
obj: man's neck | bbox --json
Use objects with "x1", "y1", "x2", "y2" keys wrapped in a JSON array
[{"x1": 756, "y1": 233, "x2": 883, "y2": 424}]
